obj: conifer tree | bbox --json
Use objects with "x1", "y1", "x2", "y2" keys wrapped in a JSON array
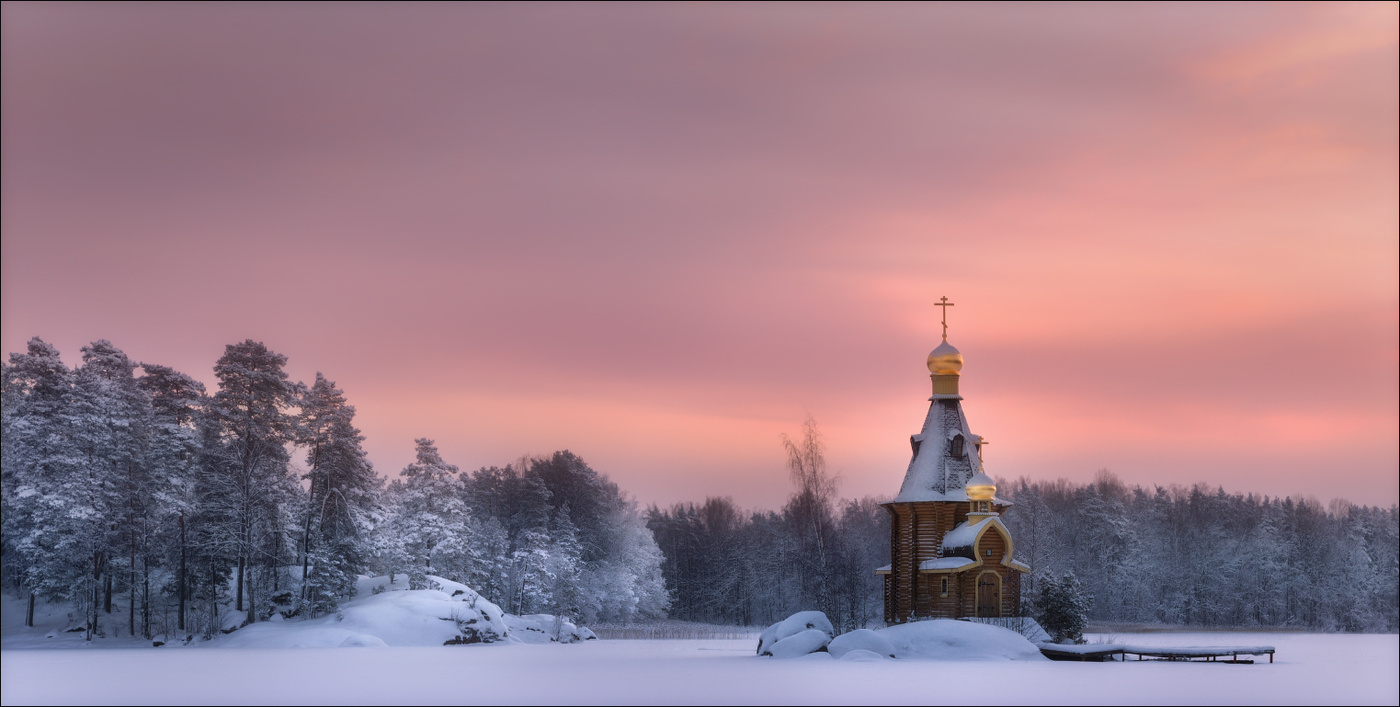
[
  {"x1": 207, "y1": 340, "x2": 300, "y2": 621},
  {"x1": 297, "y1": 373, "x2": 380, "y2": 614}
]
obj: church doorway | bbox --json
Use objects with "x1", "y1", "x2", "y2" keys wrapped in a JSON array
[{"x1": 976, "y1": 572, "x2": 1001, "y2": 617}]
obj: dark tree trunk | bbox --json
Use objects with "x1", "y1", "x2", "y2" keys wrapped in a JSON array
[
  {"x1": 26, "y1": 592, "x2": 35, "y2": 628},
  {"x1": 236, "y1": 557, "x2": 245, "y2": 612},
  {"x1": 129, "y1": 527, "x2": 136, "y2": 636},
  {"x1": 142, "y1": 558, "x2": 150, "y2": 639},
  {"x1": 273, "y1": 530, "x2": 281, "y2": 592},
  {"x1": 103, "y1": 570, "x2": 112, "y2": 614},
  {"x1": 178, "y1": 513, "x2": 186, "y2": 632}
]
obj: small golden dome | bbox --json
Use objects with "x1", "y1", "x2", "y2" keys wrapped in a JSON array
[
  {"x1": 927, "y1": 340, "x2": 963, "y2": 375},
  {"x1": 966, "y1": 469, "x2": 996, "y2": 502}
]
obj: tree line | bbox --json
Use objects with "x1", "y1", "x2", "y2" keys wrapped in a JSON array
[
  {"x1": 646, "y1": 417, "x2": 892, "y2": 633},
  {"x1": 1001, "y1": 471, "x2": 1399, "y2": 632},
  {"x1": 1, "y1": 337, "x2": 666, "y2": 641},
  {"x1": 648, "y1": 427, "x2": 1397, "y2": 633}
]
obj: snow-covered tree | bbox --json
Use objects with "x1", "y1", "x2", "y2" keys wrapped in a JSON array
[
  {"x1": 296, "y1": 373, "x2": 381, "y2": 615},
  {"x1": 1036, "y1": 572, "x2": 1090, "y2": 643},
  {"x1": 206, "y1": 340, "x2": 300, "y2": 622},
  {"x1": 386, "y1": 439, "x2": 475, "y2": 588}
]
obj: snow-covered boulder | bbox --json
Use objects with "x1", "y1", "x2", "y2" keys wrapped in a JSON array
[
  {"x1": 758, "y1": 611, "x2": 834, "y2": 656},
  {"x1": 827, "y1": 629, "x2": 896, "y2": 659},
  {"x1": 768, "y1": 629, "x2": 832, "y2": 658},
  {"x1": 876, "y1": 619, "x2": 1046, "y2": 661},
  {"x1": 756, "y1": 622, "x2": 782, "y2": 655},
  {"x1": 425, "y1": 575, "x2": 508, "y2": 643}
]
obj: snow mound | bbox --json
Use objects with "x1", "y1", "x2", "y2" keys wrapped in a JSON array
[
  {"x1": 827, "y1": 629, "x2": 896, "y2": 659},
  {"x1": 769, "y1": 629, "x2": 832, "y2": 658},
  {"x1": 839, "y1": 649, "x2": 889, "y2": 662},
  {"x1": 758, "y1": 611, "x2": 834, "y2": 656},
  {"x1": 777, "y1": 611, "x2": 833, "y2": 641},
  {"x1": 338, "y1": 634, "x2": 388, "y2": 648},
  {"x1": 213, "y1": 575, "x2": 595, "y2": 648},
  {"x1": 876, "y1": 619, "x2": 1046, "y2": 661}
]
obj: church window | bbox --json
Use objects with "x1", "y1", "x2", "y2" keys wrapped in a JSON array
[
  {"x1": 950, "y1": 434, "x2": 965, "y2": 457},
  {"x1": 940, "y1": 577, "x2": 948, "y2": 596},
  {"x1": 986, "y1": 549, "x2": 992, "y2": 557}
]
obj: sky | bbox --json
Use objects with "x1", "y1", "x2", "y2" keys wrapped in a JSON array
[{"x1": 3, "y1": 2, "x2": 1397, "y2": 510}]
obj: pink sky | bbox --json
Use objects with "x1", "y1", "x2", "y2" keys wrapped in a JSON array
[{"x1": 3, "y1": 3, "x2": 1396, "y2": 509}]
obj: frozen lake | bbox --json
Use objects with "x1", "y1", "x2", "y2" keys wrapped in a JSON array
[{"x1": 1, "y1": 632, "x2": 1396, "y2": 705}]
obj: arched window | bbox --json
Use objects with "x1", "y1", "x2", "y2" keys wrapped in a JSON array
[{"x1": 950, "y1": 434, "x2": 965, "y2": 457}]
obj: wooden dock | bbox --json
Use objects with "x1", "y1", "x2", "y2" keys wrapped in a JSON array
[{"x1": 1038, "y1": 643, "x2": 1275, "y2": 663}]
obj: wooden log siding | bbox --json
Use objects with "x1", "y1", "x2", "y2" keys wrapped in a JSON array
[{"x1": 886, "y1": 501, "x2": 978, "y2": 621}]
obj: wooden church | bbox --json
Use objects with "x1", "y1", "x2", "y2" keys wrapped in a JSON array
[{"x1": 879, "y1": 299, "x2": 1029, "y2": 623}]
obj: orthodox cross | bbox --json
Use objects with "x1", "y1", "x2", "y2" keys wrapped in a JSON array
[{"x1": 935, "y1": 296, "x2": 955, "y2": 341}]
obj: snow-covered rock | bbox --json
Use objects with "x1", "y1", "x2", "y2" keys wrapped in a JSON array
[
  {"x1": 768, "y1": 629, "x2": 832, "y2": 658},
  {"x1": 758, "y1": 611, "x2": 834, "y2": 656},
  {"x1": 211, "y1": 575, "x2": 593, "y2": 649},
  {"x1": 757, "y1": 622, "x2": 782, "y2": 655},
  {"x1": 424, "y1": 575, "x2": 508, "y2": 643},
  {"x1": 504, "y1": 613, "x2": 597, "y2": 644},
  {"x1": 876, "y1": 619, "x2": 1046, "y2": 661},
  {"x1": 827, "y1": 629, "x2": 896, "y2": 659}
]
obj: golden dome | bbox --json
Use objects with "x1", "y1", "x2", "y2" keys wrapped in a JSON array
[
  {"x1": 927, "y1": 340, "x2": 963, "y2": 375},
  {"x1": 965, "y1": 469, "x2": 996, "y2": 502}
]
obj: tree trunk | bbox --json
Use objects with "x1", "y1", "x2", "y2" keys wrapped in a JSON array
[
  {"x1": 103, "y1": 569, "x2": 112, "y2": 615},
  {"x1": 178, "y1": 513, "x2": 186, "y2": 632},
  {"x1": 26, "y1": 592, "x2": 34, "y2": 628},
  {"x1": 302, "y1": 482, "x2": 316, "y2": 599},
  {"x1": 273, "y1": 530, "x2": 281, "y2": 592},
  {"x1": 142, "y1": 558, "x2": 150, "y2": 639},
  {"x1": 236, "y1": 557, "x2": 244, "y2": 612},
  {"x1": 129, "y1": 527, "x2": 136, "y2": 637}
]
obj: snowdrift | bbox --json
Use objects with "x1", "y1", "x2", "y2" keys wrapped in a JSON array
[
  {"x1": 878, "y1": 619, "x2": 1045, "y2": 661},
  {"x1": 758, "y1": 612, "x2": 1045, "y2": 661},
  {"x1": 216, "y1": 575, "x2": 592, "y2": 649}
]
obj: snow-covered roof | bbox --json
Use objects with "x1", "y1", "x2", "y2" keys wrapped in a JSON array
[
  {"x1": 891, "y1": 393, "x2": 1011, "y2": 504},
  {"x1": 941, "y1": 516, "x2": 1000, "y2": 552},
  {"x1": 919, "y1": 557, "x2": 974, "y2": 571},
  {"x1": 874, "y1": 564, "x2": 891, "y2": 574}
]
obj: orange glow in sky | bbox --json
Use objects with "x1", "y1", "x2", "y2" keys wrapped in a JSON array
[{"x1": 3, "y1": 3, "x2": 1396, "y2": 508}]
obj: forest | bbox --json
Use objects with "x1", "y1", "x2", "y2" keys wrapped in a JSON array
[
  {"x1": 3, "y1": 337, "x2": 1397, "y2": 641},
  {"x1": 0, "y1": 338, "x2": 666, "y2": 641}
]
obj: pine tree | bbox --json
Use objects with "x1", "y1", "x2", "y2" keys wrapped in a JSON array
[
  {"x1": 207, "y1": 340, "x2": 300, "y2": 622},
  {"x1": 136, "y1": 363, "x2": 206, "y2": 636},
  {"x1": 296, "y1": 373, "x2": 381, "y2": 615},
  {"x1": 1, "y1": 339, "x2": 77, "y2": 628}
]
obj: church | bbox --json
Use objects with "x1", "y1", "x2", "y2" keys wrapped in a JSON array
[{"x1": 878, "y1": 299, "x2": 1029, "y2": 623}]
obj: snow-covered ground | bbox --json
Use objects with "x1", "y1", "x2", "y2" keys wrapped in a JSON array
[{"x1": 1, "y1": 631, "x2": 1395, "y2": 705}]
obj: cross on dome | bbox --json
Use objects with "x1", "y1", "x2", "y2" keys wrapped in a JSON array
[{"x1": 935, "y1": 296, "x2": 955, "y2": 341}]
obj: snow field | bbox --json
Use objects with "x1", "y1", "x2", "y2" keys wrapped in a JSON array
[{"x1": 2, "y1": 633, "x2": 1396, "y2": 706}]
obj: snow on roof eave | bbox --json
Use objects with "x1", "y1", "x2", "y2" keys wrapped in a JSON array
[
  {"x1": 874, "y1": 564, "x2": 892, "y2": 575},
  {"x1": 1006, "y1": 559, "x2": 1031, "y2": 573},
  {"x1": 919, "y1": 557, "x2": 975, "y2": 572}
]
